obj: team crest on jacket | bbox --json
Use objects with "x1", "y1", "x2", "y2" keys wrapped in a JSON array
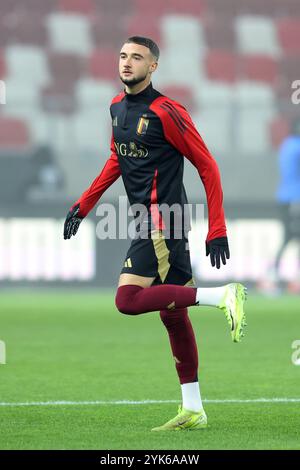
[{"x1": 136, "y1": 115, "x2": 149, "y2": 135}]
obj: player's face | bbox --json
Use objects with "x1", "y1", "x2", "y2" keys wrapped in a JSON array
[{"x1": 119, "y1": 43, "x2": 157, "y2": 86}]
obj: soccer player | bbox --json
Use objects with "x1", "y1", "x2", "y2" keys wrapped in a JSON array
[
  {"x1": 274, "y1": 118, "x2": 300, "y2": 291},
  {"x1": 64, "y1": 36, "x2": 247, "y2": 431}
]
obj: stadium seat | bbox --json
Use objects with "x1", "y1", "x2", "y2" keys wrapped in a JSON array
[
  {"x1": 158, "y1": 15, "x2": 206, "y2": 87},
  {"x1": 72, "y1": 109, "x2": 111, "y2": 155},
  {"x1": 237, "y1": 0, "x2": 280, "y2": 16},
  {"x1": 59, "y1": 0, "x2": 95, "y2": 15},
  {"x1": 270, "y1": 116, "x2": 290, "y2": 148},
  {"x1": 125, "y1": 15, "x2": 161, "y2": 46},
  {"x1": 208, "y1": 0, "x2": 240, "y2": 17},
  {"x1": 94, "y1": 0, "x2": 133, "y2": 16},
  {"x1": 234, "y1": 0, "x2": 299, "y2": 19},
  {"x1": 0, "y1": 49, "x2": 6, "y2": 79},
  {"x1": 91, "y1": 14, "x2": 126, "y2": 49},
  {"x1": 1, "y1": 78, "x2": 40, "y2": 121},
  {"x1": 235, "y1": 81, "x2": 275, "y2": 108},
  {"x1": 89, "y1": 48, "x2": 118, "y2": 81},
  {"x1": 47, "y1": 13, "x2": 93, "y2": 56},
  {"x1": 75, "y1": 78, "x2": 117, "y2": 109},
  {"x1": 8, "y1": 13, "x2": 48, "y2": 47},
  {"x1": 45, "y1": 115, "x2": 74, "y2": 155},
  {"x1": 154, "y1": 53, "x2": 173, "y2": 88},
  {"x1": 5, "y1": 45, "x2": 50, "y2": 86},
  {"x1": 277, "y1": 56, "x2": 300, "y2": 99},
  {"x1": 41, "y1": 53, "x2": 81, "y2": 114},
  {"x1": 239, "y1": 55, "x2": 278, "y2": 85},
  {"x1": 166, "y1": 0, "x2": 206, "y2": 16},
  {"x1": 160, "y1": 85, "x2": 196, "y2": 112},
  {"x1": 235, "y1": 109, "x2": 274, "y2": 155},
  {"x1": 194, "y1": 81, "x2": 234, "y2": 109},
  {"x1": 0, "y1": 15, "x2": 10, "y2": 47},
  {"x1": 204, "y1": 16, "x2": 236, "y2": 51},
  {"x1": 0, "y1": 0, "x2": 56, "y2": 19},
  {"x1": 19, "y1": 0, "x2": 57, "y2": 14},
  {"x1": 277, "y1": 18, "x2": 300, "y2": 54},
  {"x1": 4, "y1": 11, "x2": 48, "y2": 47},
  {"x1": 192, "y1": 109, "x2": 233, "y2": 154},
  {"x1": 26, "y1": 111, "x2": 56, "y2": 145},
  {"x1": 155, "y1": 51, "x2": 205, "y2": 88},
  {"x1": 192, "y1": 82, "x2": 234, "y2": 153},
  {"x1": 0, "y1": 117, "x2": 30, "y2": 149},
  {"x1": 0, "y1": 0, "x2": 22, "y2": 16},
  {"x1": 42, "y1": 81, "x2": 77, "y2": 115},
  {"x1": 48, "y1": 52, "x2": 86, "y2": 86},
  {"x1": 235, "y1": 15, "x2": 281, "y2": 56},
  {"x1": 132, "y1": 0, "x2": 168, "y2": 16},
  {"x1": 205, "y1": 50, "x2": 237, "y2": 83},
  {"x1": 234, "y1": 82, "x2": 275, "y2": 155},
  {"x1": 279, "y1": 55, "x2": 300, "y2": 85},
  {"x1": 133, "y1": 0, "x2": 206, "y2": 16},
  {"x1": 282, "y1": 0, "x2": 300, "y2": 17},
  {"x1": 162, "y1": 15, "x2": 206, "y2": 54}
]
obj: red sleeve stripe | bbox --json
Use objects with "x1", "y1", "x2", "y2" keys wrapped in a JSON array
[
  {"x1": 163, "y1": 101, "x2": 187, "y2": 127},
  {"x1": 160, "y1": 102, "x2": 187, "y2": 134},
  {"x1": 150, "y1": 168, "x2": 166, "y2": 231}
]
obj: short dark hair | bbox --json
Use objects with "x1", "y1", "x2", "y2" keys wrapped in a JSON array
[{"x1": 125, "y1": 36, "x2": 160, "y2": 61}]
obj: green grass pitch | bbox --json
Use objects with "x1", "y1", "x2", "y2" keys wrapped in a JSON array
[{"x1": 0, "y1": 290, "x2": 299, "y2": 450}]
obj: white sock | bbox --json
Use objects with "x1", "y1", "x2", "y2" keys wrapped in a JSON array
[
  {"x1": 196, "y1": 286, "x2": 226, "y2": 307},
  {"x1": 181, "y1": 382, "x2": 203, "y2": 412}
]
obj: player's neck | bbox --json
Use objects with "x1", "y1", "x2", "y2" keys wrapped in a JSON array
[{"x1": 125, "y1": 79, "x2": 151, "y2": 96}]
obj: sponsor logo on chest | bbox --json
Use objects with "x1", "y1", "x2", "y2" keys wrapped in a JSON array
[{"x1": 114, "y1": 141, "x2": 149, "y2": 158}]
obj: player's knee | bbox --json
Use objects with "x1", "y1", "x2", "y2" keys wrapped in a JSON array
[
  {"x1": 115, "y1": 286, "x2": 139, "y2": 315},
  {"x1": 115, "y1": 298, "x2": 135, "y2": 315}
]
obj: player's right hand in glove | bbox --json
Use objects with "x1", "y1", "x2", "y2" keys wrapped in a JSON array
[{"x1": 63, "y1": 203, "x2": 83, "y2": 239}]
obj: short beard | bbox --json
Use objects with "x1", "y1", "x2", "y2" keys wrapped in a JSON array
[{"x1": 120, "y1": 72, "x2": 148, "y2": 87}]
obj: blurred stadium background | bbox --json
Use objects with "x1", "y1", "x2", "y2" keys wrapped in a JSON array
[{"x1": 1, "y1": 0, "x2": 300, "y2": 288}]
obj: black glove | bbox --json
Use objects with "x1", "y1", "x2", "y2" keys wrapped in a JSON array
[
  {"x1": 63, "y1": 203, "x2": 83, "y2": 240},
  {"x1": 206, "y1": 236, "x2": 230, "y2": 269}
]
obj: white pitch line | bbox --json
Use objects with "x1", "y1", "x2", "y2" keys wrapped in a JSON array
[{"x1": 0, "y1": 398, "x2": 299, "y2": 407}]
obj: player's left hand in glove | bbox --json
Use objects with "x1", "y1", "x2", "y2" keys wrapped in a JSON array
[
  {"x1": 206, "y1": 236, "x2": 230, "y2": 269},
  {"x1": 63, "y1": 203, "x2": 83, "y2": 239}
]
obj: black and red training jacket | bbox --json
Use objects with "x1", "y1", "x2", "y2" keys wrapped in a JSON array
[{"x1": 74, "y1": 82, "x2": 227, "y2": 241}]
